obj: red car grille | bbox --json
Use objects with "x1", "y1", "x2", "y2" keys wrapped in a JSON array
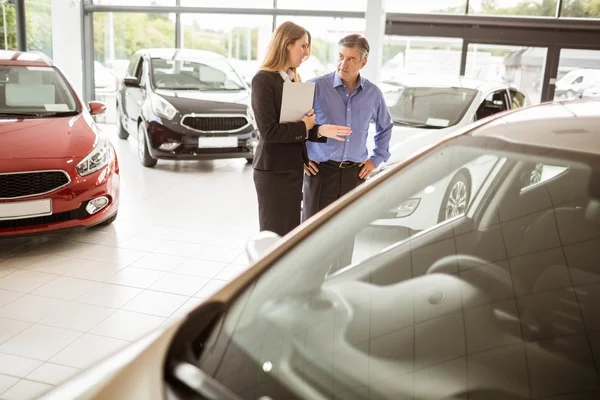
[
  {"x1": 0, "y1": 171, "x2": 70, "y2": 199},
  {"x1": 181, "y1": 116, "x2": 249, "y2": 132}
]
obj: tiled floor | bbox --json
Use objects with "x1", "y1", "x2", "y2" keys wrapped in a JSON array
[{"x1": 0, "y1": 123, "x2": 257, "y2": 399}]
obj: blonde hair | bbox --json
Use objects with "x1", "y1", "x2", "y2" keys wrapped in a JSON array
[{"x1": 260, "y1": 21, "x2": 311, "y2": 82}]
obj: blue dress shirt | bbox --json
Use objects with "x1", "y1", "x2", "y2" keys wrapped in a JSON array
[{"x1": 306, "y1": 72, "x2": 393, "y2": 167}]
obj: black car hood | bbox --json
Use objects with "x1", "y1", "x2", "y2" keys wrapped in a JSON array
[{"x1": 155, "y1": 89, "x2": 249, "y2": 114}]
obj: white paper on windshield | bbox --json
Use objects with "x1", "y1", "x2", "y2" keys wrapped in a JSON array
[
  {"x1": 426, "y1": 118, "x2": 450, "y2": 127},
  {"x1": 280, "y1": 81, "x2": 315, "y2": 123},
  {"x1": 44, "y1": 104, "x2": 69, "y2": 111}
]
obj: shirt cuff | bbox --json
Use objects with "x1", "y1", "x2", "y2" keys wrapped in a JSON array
[{"x1": 371, "y1": 156, "x2": 383, "y2": 167}]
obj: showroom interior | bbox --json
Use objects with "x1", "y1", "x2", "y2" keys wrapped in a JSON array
[{"x1": 0, "y1": 0, "x2": 599, "y2": 399}]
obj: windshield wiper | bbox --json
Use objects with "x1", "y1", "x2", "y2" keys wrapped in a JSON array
[
  {"x1": 0, "y1": 111, "x2": 80, "y2": 118},
  {"x1": 393, "y1": 120, "x2": 445, "y2": 129},
  {"x1": 43, "y1": 111, "x2": 80, "y2": 117},
  {"x1": 0, "y1": 112, "x2": 47, "y2": 117}
]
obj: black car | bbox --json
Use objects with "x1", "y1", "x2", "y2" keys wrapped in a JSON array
[{"x1": 116, "y1": 48, "x2": 258, "y2": 167}]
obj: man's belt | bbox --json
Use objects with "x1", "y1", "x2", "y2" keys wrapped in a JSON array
[{"x1": 325, "y1": 160, "x2": 359, "y2": 169}]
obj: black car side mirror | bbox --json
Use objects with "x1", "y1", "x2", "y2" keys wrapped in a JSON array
[{"x1": 122, "y1": 76, "x2": 140, "y2": 88}]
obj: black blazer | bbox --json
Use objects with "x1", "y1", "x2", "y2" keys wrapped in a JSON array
[{"x1": 251, "y1": 70, "x2": 326, "y2": 172}]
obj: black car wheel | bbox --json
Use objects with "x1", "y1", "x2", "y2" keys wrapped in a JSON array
[
  {"x1": 115, "y1": 103, "x2": 129, "y2": 140},
  {"x1": 138, "y1": 123, "x2": 158, "y2": 168}
]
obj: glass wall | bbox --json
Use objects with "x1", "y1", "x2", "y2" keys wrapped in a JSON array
[
  {"x1": 0, "y1": 0, "x2": 53, "y2": 56},
  {"x1": 382, "y1": 36, "x2": 463, "y2": 81},
  {"x1": 561, "y1": 0, "x2": 600, "y2": 18},
  {"x1": 468, "y1": 0, "x2": 558, "y2": 16},
  {"x1": 553, "y1": 48, "x2": 600, "y2": 101},
  {"x1": 276, "y1": 0, "x2": 366, "y2": 12},
  {"x1": 93, "y1": 12, "x2": 176, "y2": 122},
  {"x1": 181, "y1": 0, "x2": 275, "y2": 7},
  {"x1": 182, "y1": 14, "x2": 273, "y2": 84},
  {"x1": 274, "y1": 16, "x2": 366, "y2": 81},
  {"x1": 465, "y1": 44, "x2": 547, "y2": 104},
  {"x1": 387, "y1": 1, "x2": 467, "y2": 13}
]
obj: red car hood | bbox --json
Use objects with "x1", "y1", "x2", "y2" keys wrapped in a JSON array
[{"x1": 0, "y1": 115, "x2": 96, "y2": 160}]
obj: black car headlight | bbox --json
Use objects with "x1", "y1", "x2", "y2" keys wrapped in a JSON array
[{"x1": 76, "y1": 137, "x2": 113, "y2": 177}]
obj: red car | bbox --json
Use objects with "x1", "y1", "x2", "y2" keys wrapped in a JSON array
[{"x1": 0, "y1": 50, "x2": 119, "y2": 237}]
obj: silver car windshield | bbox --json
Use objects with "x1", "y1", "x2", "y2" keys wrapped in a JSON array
[
  {"x1": 0, "y1": 66, "x2": 79, "y2": 116},
  {"x1": 150, "y1": 57, "x2": 245, "y2": 91},
  {"x1": 383, "y1": 84, "x2": 478, "y2": 128},
  {"x1": 195, "y1": 135, "x2": 599, "y2": 400}
]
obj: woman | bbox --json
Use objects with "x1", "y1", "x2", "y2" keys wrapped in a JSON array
[{"x1": 251, "y1": 21, "x2": 351, "y2": 237}]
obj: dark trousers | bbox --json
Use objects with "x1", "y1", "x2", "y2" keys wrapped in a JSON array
[
  {"x1": 302, "y1": 161, "x2": 364, "y2": 272},
  {"x1": 253, "y1": 168, "x2": 303, "y2": 237}
]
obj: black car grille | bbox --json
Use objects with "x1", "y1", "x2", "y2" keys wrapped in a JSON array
[
  {"x1": 0, "y1": 206, "x2": 87, "y2": 230},
  {"x1": 0, "y1": 171, "x2": 70, "y2": 199},
  {"x1": 182, "y1": 116, "x2": 249, "y2": 132}
]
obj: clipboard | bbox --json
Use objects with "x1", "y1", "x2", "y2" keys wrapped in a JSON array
[{"x1": 279, "y1": 81, "x2": 315, "y2": 123}]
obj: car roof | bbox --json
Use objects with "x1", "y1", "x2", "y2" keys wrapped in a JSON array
[
  {"x1": 138, "y1": 48, "x2": 226, "y2": 61},
  {"x1": 0, "y1": 50, "x2": 54, "y2": 67},
  {"x1": 471, "y1": 100, "x2": 600, "y2": 156},
  {"x1": 382, "y1": 74, "x2": 508, "y2": 92}
]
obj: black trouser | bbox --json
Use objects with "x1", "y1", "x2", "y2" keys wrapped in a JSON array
[
  {"x1": 302, "y1": 160, "x2": 364, "y2": 272},
  {"x1": 253, "y1": 168, "x2": 303, "y2": 237}
]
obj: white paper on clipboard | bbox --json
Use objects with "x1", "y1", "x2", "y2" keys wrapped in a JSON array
[{"x1": 279, "y1": 81, "x2": 315, "y2": 123}]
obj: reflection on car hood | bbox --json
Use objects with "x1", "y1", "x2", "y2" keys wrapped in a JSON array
[
  {"x1": 383, "y1": 125, "x2": 459, "y2": 167},
  {"x1": 0, "y1": 115, "x2": 96, "y2": 160},
  {"x1": 155, "y1": 89, "x2": 250, "y2": 113}
]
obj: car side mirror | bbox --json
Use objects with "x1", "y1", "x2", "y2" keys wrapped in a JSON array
[
  {"x1": 245, "y1": 231, "x2": 281, "y2": 263},
  {"x1": 123, "y1": 76, "x2": 140, "y2": 88},
  {"x1": 88, "y1": 101, "x2": 106, "y2": 116}
]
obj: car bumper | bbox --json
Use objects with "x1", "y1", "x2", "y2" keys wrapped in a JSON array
[
  {"x1": 0, "y1": 164, "x2": 120, "y2": 237},
  {"x1": 145, "y1": 121, "x2": 257, "y2": 160}
]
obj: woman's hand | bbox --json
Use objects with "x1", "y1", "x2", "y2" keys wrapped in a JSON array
[
  {"x1": 317, "y1": 125, "x2": 352, "y2": 141},
  {"x1": 301, "y1": 109, "x2": 316, "y2": 130}
]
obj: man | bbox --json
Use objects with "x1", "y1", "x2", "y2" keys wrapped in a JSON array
[{"x1": 303, "y1": 34, "x2": 393, "y2": 223}]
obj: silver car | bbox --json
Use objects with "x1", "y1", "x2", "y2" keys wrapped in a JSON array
[{"x1": 43, "y1": 100, "x2": 600, "y2": 400}]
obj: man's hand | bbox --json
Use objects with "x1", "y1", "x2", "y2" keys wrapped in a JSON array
[
  {"x1": 304, "y1": 160, "x2": 320, "y2": 176},
  {"x1": 359, "y1": 159, "x2": 376, "y2": 179}
]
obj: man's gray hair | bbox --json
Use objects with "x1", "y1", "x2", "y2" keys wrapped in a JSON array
[{"x1": 338, "y1": 34, "x2": 370, "y2": 60}]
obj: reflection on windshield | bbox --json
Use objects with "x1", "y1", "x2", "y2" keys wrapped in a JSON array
[
  {"x1": 150, "y1": 57, "x2": 245, "y2": 91},
  {"x1": 188, "y1": 136, "x2": 600, "y2": 400},
  {"x1": 383, "y1": 84, "x2": 477, "y2": 128},
  {"x1": 0, "y1": 66, "x2": 79, "y2": 117}
]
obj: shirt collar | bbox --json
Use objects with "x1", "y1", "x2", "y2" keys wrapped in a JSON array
[
  {"x1": 279, "y1": 69, "x2": 295, "y2": 82},
  {"x1": 333, "y1": 72, "x2": 365, "y2": 90}
]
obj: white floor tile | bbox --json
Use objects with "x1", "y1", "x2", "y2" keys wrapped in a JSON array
[
  {"x1": 0, "y1": 379, "x2": 53, "y2": 400},
  {"x1": 39, "y1": 302, "x2": 115, "y2": 333},
  {"x1": 153, "y1": 242, "x2": 204, "y2": 258},
  {"x1": 49, "y1": 334, "x2": 128, "y2": 370},
  {"x1": 63, "y1": 260, "x2": 125, "y2": 282},
  {"x1": 0, "y1": 354, "x2": 43, "y2": 379},
  {"x1": 21, "y1": 255, "x2": 80, "y2": 276},
  {"x1": 171, "y1": 297, "x2": 205, "y2": 319},
  {"x1": 26, "y1": 363, "x2": 81, "y2": 386},
  {"x1": 193, "y1": 279, "x2": 229, "y2": 299},
  {"x1": 121, "y1": 290, "x2": 188, "y2": 318},
  {"x1": 230, "y1": 252, "x2": 250, "y2": 266},
  {"x1": 0, "y1": 254, "x2": 49, "y2": 270},
  {"x1": 0, "y1": 268, "x2": 16, "y2": 281},
  {"x1": 0, "y1": 325, "x2": 81, "y2": 361},
  {"x1": 89, "y1": 310, "x2": 165, "y2": 341},
  {"x1": 117, "y1": 236, "x2": 165, "y2": 252},
  {"x1": 131, "y1": 253, "x2": 187, "y2": 272},
  {"x1": 0, "y1": 319, "x2": 32, "y2": 345},
  {"x1": 191, "y1": 245, "x2": 241, "y2": 263},
  {"x1": 0, "y1": 375, "x2": 19, "y2": 396},
  {"x1": 104, "y1": 267, "x2": 165, "y2": 289},
  {"x1": 149, "y1": 273, "x2": 210, "y2": 296},
  {"x1": 214, "y1": 265, "x2": 249, "y2": 281},
  {"x1": 0, "y1": 295, "x2": 70, "y2": 323},
  {"x1": 0, "y1": 271, "x2": 58, "y2": 294},
  {"x1": 172, "y1": 259, "x2": 227, "y2": 279},
  {"x1": 31, "y1": 277, "x2": 97, "y2": 301},
  {"x1": 0, "y1": 290, "x2": 22, "y2": 308},
  {"x1": 74, "y1": 283, "x2": 142, "y2": 309},
  {"x1": 55, "y1": 244, "x2": 147, "y2": 267}
]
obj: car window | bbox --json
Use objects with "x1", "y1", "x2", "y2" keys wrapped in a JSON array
[
  {"x1": 381, "y1": 84, "x2": 478, "y2": 128},
  {"x1": 475, "y1": 89, "x2": 509, "y2": 121},
  {"x1": 0, "y1": 66, "x2": 78, "y2": 114},
  {"x1": 126, "y1": 53, "x2": 140, "y2": 77},
  {"x1": 184, "y1": 135, "x2": 600, "y2": 400}
]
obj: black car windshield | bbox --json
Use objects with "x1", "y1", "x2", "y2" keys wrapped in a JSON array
[
  {"x1": 171, "y1": 127, "x2": 600, "y2": 399},
  {"x1": 0, "y1": 65, "x2": 79, "y2": 117},
  {"x1": 382, "y1": 83, "x2": 477, "y2": 128},
  {"x1": 150, "y1": 57, "x2": 245, "y2": 91}
]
